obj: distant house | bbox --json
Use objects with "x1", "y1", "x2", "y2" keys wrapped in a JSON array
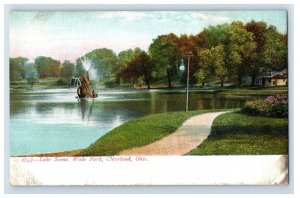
[{"x1": 255, "y1": 71, "x2": 288, "y2": 87}]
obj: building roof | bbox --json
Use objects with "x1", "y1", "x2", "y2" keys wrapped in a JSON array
[{"x1": 271, "y1": 73, "x2": 287, "y2": 79}]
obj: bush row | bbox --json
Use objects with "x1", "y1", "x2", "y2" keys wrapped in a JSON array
[{"x1": 242, "y1": 93, "x2": 288, "y2": 118}]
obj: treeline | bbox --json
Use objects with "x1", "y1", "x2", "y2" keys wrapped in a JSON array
[{"x1": 10, "y1": 20, "x2": 287, "y2": 88}]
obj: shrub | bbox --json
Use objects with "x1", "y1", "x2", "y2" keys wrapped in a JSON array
[
  {"x1": 242, "y1": 93, "x2": 288, "y2": 118},
  {"x1": 54, "y1": 79, "x2": 67, "y2": 86},
  {"x1": 104, "y1": 79, "x2": 118, "y2": 88}
]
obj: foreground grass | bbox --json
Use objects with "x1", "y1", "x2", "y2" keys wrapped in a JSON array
[
  {"x1": 79, "y1": 110, "x2": 218, "y2": 156},
  {"x1": 188, "y1": 111, "x2": 288, "y2": 155}
]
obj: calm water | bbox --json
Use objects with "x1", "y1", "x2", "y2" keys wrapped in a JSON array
[{"x1": 10, "y1": 88, "x2": 261, "y2": 155}]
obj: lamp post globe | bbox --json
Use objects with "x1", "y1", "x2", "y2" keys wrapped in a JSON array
[{"x1": 179, "y1": 59, "x2": 185, "y2": 72}]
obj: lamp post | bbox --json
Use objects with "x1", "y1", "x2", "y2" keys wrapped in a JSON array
[{"x1": 180, "y1": 51, "x2": 193, "y2": 112}]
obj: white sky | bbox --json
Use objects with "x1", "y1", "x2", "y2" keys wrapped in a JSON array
[{"x1": 9, "y1": 11, "x2": 287, "y2": 62}]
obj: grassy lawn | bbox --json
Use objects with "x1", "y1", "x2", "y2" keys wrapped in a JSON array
[
  {"x1": 188, "y1": 111, "x2": 288, "y2": 155},
  {"x1": 79, "y1": 109, "x2": 218, "y2": 156},
  {"x1": 10, "y1": 79, "x2": 68, "y2": 89},
  {"x1": 219, "y1": 86, "x2": 288, "y2": 96}
]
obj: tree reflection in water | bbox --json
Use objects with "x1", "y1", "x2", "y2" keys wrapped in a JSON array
[{"x1": 79, "y1": 99, "x2": 94, "y2": 121}]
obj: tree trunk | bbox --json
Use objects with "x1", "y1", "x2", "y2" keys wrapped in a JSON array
[
  {"x1": 202, "y1": 82, "x2": 205, "y2": 86},
  {"x1": 238, "y1": 75, "x2": 243, "y2": 86},
  {"x1": 68, "y1": 78, "x2": 71, "y2": 88},
  {"x1": 167, "y1": 69, "x2": 172, "y2": 89},
  {"x1": 251, "y1": 74, "x2": 257, "y2": 86},
  {"x1": 220, "y1": 79, "x2": 224, "y2": 88},
  {"x1": 147, "y1": 81, "x2": 151, "y2": 89}
]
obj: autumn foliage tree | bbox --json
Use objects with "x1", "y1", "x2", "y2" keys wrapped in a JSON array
[
  {"x1": 245, "y1": 20, "x2": 287, "y2": 86},
  {"x1": 177, "y1": 34, "x2": 200, "y2": 85},
  {"x1": 118, "y1": 51, "x2": 154, "y2": 89},
  {"x1": 116, "y1": 48, "x2": 142, "y2": 84}
]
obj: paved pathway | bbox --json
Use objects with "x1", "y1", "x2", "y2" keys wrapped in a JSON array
[{"x1": 119, "y1": 111, "x2": 226, "y2": 156}]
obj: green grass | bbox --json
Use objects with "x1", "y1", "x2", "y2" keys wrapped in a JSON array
[
  {"x1": 219, "y1": 86, "x2": 288, "y2": 96},
  {"x1": 79, "y1": 110, "x2": 218, "y2": 156},
  {"x1": 10, "y1": 79, "x2": 68, "y2": 89},
  {"x1": 188, "y1": 111, "x2": 288, "y2": 155}
]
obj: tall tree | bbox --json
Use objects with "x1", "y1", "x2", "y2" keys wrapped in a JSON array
[
  {"x1": 177, "y1": 34, "x2": 199, "y2": 85},
  {"x1": 245, "y1": 20, "x2": 269, "y2": 86},
  {"x1": 80, "y1": 48, "x2": 118, "y2": 80},
  {"x1": 117, "y1": 48, "x2": 142, "y2": 69},
  {"x1": 118, "y1": 51, "x2": 154, "y2": 89},
  {"x1": 245, "y1": 21, "x2": 287, "y2": 86},
  {"x1": 116, "y1": 48, "x2": 142, "y2": 84},
  {"x1": 60, "y1": 60, "x2": 76, "y2": 87},
  {"x1": 194, "y1": 67, "x2": 208, "y2": 86},
  {"x1": 25, "y1": 63, "x2": 38, "y2": 89},
  {"x1": 117, "y1": 60, "x2": 140, "y2": 86},
  {"x1": 202, "y1": 21, "x2": 256, "y2": 85},
  {"x1": 35, "y1": 56, "x2": 60, "y2": 78},
  {"x1": 262, "y1": 25, "x2": 287, "y2": 72},
  {"x1": 198, "y1": 45, "x2": 227, "y2": 87},
  {"x1": 226, "y1": 21, "x2": 257, "y2": 85},
  {"x1": 75, "y1": 59, "x2": 86, "y2": 77},
  {"x1": 149, "y1": 34, "x2": 179, "y2": 88},
  {"x1": 213, "y1": 45, "x2": 227, "y2": 88},
  {"x1": 138, "y1": 51, "x2": 154, "y2": 89},
  {"x1": 9, "y1": 57, "x2": 28, "y2": 81}
]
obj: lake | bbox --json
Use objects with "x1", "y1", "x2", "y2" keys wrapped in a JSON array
[{"x1": 10, "y1": 88, "x2": 262, "y2": 156}]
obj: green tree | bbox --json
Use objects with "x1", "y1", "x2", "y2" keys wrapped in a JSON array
[
  {"x1": 199, "y1": 45, "x2": 227, "y2": 87},
  {"x1": 9, "y1": 57, "x2": 28, "y2": 81},
  {"x1": 60, "y1": 60, "x2": 76, "y2": 87},
  {"x1": 75, "y1": 59, "x2": 86, "y2": 77},
  {"x1": 26, "y1": 72, "x2": 37, "y2": 89},
  {"x1": 35, "y1": 56, "x2": 60, "y2": 78},
  {"x1": 226, "y1": 22, "x2": 256, "y2": 85},
  {"x1": 262, "y1": 26, "x2": 287, "y2": 72},
  {"x1": 17, "y1": 62, "x2": 38, "y2": 89},
  {"x1": 194, "y1": 68, "x2": 208, "y2": 86},
  {"x1": 214, "y1": 45, "x2": 227, "y2": 87},
  {"x1": 80, "y1": 48, "x2": 118, "y2": 81},
  {"x1": 202, "y1": 21, "x2": 256, "y2": 86},
  {"x1": 149, "y1": 34, "x2": 179, "y2": 88}
]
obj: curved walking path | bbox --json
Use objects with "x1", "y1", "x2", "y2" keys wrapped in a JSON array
[{"x1": 119, "y1": 111, "x2": 227, "y2": 156}]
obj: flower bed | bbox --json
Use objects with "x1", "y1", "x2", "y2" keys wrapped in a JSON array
[{"x1": 242, "y1": 93, "x2": 288, "y2": 118}]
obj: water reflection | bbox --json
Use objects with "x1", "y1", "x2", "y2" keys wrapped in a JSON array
[{"x1": 79, "y1": 99, "x2": 94, "y2": 121}]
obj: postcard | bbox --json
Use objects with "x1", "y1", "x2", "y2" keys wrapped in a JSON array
[{"x1": 9, "y1": 10, "x2": 288, "y2": 185}]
